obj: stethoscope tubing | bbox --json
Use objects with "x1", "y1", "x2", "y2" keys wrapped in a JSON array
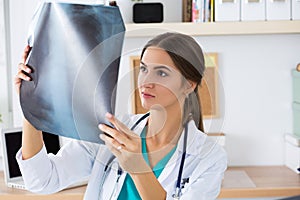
[{"x1": 174, "y1": 124, "x2": 188, "y2": 198}]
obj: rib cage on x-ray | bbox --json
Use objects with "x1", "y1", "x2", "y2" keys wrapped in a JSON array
[{"x1": 20, "y1": 2, "x2": 125, "y2": 143}]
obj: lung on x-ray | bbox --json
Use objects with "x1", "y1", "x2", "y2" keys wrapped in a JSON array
[{"x1": 20, "y1": 2, "x2": 125, "y2": 144}]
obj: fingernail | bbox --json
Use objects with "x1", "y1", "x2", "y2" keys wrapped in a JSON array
[
  {"x1": 26, "y1": 77, "x2": 31, "y2": 81},
  {"x1": 26, "y1": 68, "x2": 31, "y2": 73},
  {"x1": 99, "y1": 134, "x2": 104, "y2": 139},
  {"x1": 106, "y1": 112, "x2": 113, "y2": 119},
  {"x1": 98, "y1": 124, "x2": 103, "y2": 129}
]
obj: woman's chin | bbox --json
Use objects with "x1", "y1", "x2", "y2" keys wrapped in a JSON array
[
  {"x1": 141, "y1": 103, "x2": 151, "y2": 111},
  {"x1": 143, "y1": 104, "x2": 166, "y2": 111}
]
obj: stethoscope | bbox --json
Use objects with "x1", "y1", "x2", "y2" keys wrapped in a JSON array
[{"x1": 98, "y1": 112, "x2": 189, "y2": 200}]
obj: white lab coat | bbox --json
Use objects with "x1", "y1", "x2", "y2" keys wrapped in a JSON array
[{"x1": 16, "y1": 114, "x2": 227, "y2": 200}]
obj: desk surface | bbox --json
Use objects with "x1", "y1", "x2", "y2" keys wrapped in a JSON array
[
  {"x1": 220, "y1": 166, "x2": 300, "y2": 198},
  {"x1": 0, "y1": 166, "x2": 299, "y2": 199}
]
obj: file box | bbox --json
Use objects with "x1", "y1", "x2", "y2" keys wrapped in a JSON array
[
  {"x1": 215, "y1": 0, "x2": 241, "y2": 21},
  {"x1": 266, "y1": 0, "x2": 291, "y2": 20},
  {"x1": 241, "y1": 0, "x2": 266, "y2": 21},
  {"x1": 292, "y1": 0, "x2": 300, "y2": 20}
]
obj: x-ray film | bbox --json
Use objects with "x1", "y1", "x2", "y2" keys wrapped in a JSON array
[{"x1": 20, "y1": 2, "x2": 125, "y2": 143}]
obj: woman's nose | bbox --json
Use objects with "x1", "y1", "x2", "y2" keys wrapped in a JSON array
[
  {"x1": 139, "y1": 76, "x2": 155, "y2": 88},
  {"x1": 138, "y1": 72, "x2": 155, "y2": 88},
  {"x1": 143, "y1": 82, "x2": 154, "y2": 89}
]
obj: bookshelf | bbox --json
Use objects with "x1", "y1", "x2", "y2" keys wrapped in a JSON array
[{"x1": 125, "y1": 20, "x2": 300, "y2": 37}]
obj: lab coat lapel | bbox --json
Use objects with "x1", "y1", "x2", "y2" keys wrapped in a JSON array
[
  {"x1": 157, "y1": 120, "x2": 206, "y2": 183},
  {"x1": 178, "y1": 120, "x2": 206, "y2": 156}
]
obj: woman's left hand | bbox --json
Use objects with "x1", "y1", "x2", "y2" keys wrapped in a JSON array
[{"x1": 99, "y1": 113, "x2": 150, "y2": 174}]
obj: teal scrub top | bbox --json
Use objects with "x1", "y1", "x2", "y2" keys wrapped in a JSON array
[{"x1": 117, "y1": 127, "x2": 177, "y2": 200}]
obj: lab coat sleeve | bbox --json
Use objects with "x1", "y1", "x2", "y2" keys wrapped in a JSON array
[
  {"x1": 16, "y1": 140, "x2": 99, "y2": 194},
  {"x1": 177, "y1": 149, "x2": 227, "y2": 200}
]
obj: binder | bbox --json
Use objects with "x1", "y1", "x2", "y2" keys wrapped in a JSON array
[
  {"x1": 293, "y1": 102, "x2": 300, "y2": 137},
  {"x1": 266, "y1": 0, "x2": 291, "y2": 20},
  {"x1": 241, "y1": 0, "x2": 266, "y2": 21},
  {"x1": 292, "y1": 70, "x2": 300, "y2": 103},
  {"x1": 292, "y1": 0, "x2": 300, "y2": 20},
  {"x1": 211, "y1": 0, "x2": 215, "y2": 21},
  {"x1": 215, "y1": 0, "x2": 241, "y2": 21}
]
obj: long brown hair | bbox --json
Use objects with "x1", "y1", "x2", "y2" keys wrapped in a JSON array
[{"x1": 140, "y1": 32, "x2": 205, "y2": 132}]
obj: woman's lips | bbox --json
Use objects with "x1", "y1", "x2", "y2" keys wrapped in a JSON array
[{"x1": 141, "y1": 92, "x2": 155, "y2": 99}]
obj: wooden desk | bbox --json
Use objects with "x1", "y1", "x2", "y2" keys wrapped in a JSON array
[
  {"x1": 0, "y1": 174, "x2": 86, "y2": 200},
  {"x1": 219, "y1": 166, "x2": 300, "y2": 198},
  {"x1": 0, "y1": 166, "x2": 299, "y2": 199}
]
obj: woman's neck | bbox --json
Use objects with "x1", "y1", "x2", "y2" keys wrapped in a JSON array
[{"x1": 147, "y1": 105, "x2": 183, "y2": 147}]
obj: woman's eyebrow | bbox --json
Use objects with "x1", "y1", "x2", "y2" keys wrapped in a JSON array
[
  {"x1": 153, "y1": 66, "x2": 172, "y2": 72},
  {"x1": 140, "y1": 61, "x2": 172, "y2": 72},
  {"x1": 140, "y1": 61, "x2": 148, "y2": 67}
]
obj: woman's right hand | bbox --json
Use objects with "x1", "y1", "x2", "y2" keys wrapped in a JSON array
[
  {"x1": 15, "y1": 45, "x2": 32, "y2": 95},
  {"x1": 15, "y1": 45, "x2": 44, "y2": 160}
]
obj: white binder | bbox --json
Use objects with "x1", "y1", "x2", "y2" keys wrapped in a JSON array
[
  {"x1": 241, "y1": 0, "x2": 266, "y2": 21},
  {"x1": 292, "y1": 0, "x2": 300, "y2": 20},
  {"x1": 266, "y1": 0, "x2": 291, "y2": 20},
  {"x1": 215, "y1": 0, "x2": 241, "y2": 21}
]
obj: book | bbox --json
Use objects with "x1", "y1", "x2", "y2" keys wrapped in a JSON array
[
  {"x1": 187, "y1": 0, "x2": 215, "y2": 23},
  {"x1": 183, "y1": 0, "x2": 193, "y2": 22}
]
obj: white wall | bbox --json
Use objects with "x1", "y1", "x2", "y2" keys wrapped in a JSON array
[
  {"x1": 0, "y1": 0, "x2": 8, "y2": 128},
  {"x1": 0, "y1": 0, "x2": 12, "y2": 171},
  {"x1": 3, "y1": 0, "x2": 300, "y2": 166},
  {"x1": 8, "y1": 0, "x2": 41, "y2": 128},
  {"x1": 197, "y1": 35, "x2": 298, "y2": 166},
  {"x1": 0, "y1": 0, "x2": 5, "y2": 171},
  {"x1": 117, "y1": 34, "x2": 300, "y2": 166}
]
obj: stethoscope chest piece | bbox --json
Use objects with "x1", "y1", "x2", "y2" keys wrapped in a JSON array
[
  {"x1": 172, "y1": 187, "x2": 181, "y2": 199},
  {"x1": 172, "y1": 177, "x2": 189, "y2": 199}
]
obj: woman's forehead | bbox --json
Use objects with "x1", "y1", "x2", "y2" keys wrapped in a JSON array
[{"x1": 141, "y1": 47, "x2": 178, "y2": 71}]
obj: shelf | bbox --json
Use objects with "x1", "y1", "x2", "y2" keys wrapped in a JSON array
[{"x1": 125, "y1": 20, "x2": 300, "y2": 37}]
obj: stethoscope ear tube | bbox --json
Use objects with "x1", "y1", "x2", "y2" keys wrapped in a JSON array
[{"x1": 130, "y1": 112, "x2": 150, "y2": 131}]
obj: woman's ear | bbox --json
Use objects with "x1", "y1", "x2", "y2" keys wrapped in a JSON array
[{"x1": 184, "y1": 80, "x2": 197, "y2": 96}]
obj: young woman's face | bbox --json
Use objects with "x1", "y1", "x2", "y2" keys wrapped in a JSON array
[{"x1": 138, "y1": 47, "x2": 189, "y2": 111}]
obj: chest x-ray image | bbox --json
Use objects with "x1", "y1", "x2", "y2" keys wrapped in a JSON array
[{"x1": 20, "y1": 2, "x2": 125, "y2": 143}]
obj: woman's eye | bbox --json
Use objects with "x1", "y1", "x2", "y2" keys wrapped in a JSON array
[
  {"x1": 139, "y1": 66, "x2": 147, "y2": 73},
  {"x1": 157, "y1": 70, "x2": 168, "y2": 77}
]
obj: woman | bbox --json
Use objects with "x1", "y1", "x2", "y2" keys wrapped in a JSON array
[{"x1": 15, "y1": 32, "x2": 227, "y2": 200}]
